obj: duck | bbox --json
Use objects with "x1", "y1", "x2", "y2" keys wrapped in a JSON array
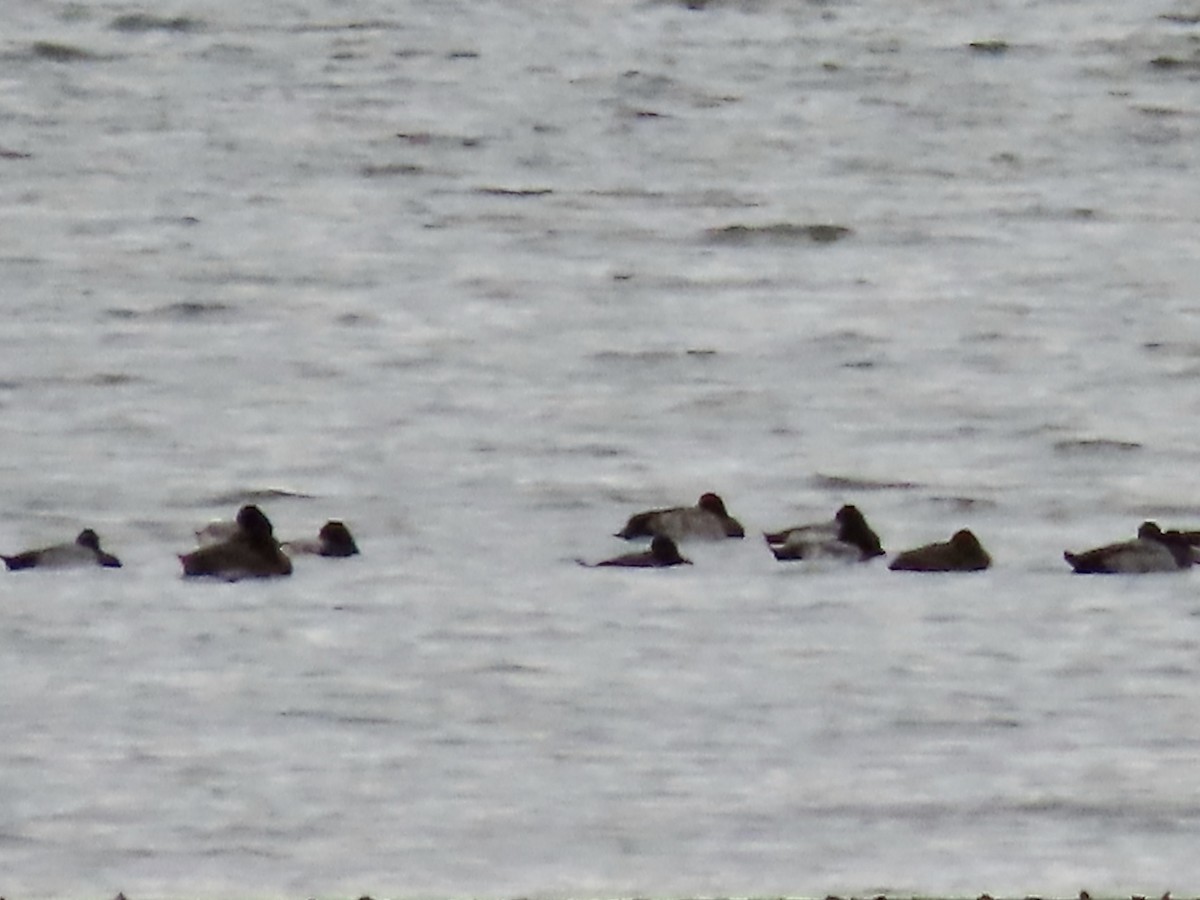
[
  {"x1": 282, "y1": 520, "x2": 360, "y2": 557},
  {"x1": 1064, "y1": 521, "x2": 1192, "y2": 574},
  {"x1": 616, "y1": 492, "x2": 744, "y2": 541},
  {"x1": 764, "y1": 504, "x2": 884, "y2": 562},
  {"x1": 198, "y1": 518, "x2": 360, "y2": 558},
  {"x1": 179, "y1": 504, "x2": 292, "y2": 580},
  {"x1": 2, "y1": 528, "x2": 122, "y2": 570},
  {"x1": 888, "y1": 529, "x2": 991, "y2": 572},
  {"x1": 579, "y1": 535, "x2": 693, "y2": 568}
]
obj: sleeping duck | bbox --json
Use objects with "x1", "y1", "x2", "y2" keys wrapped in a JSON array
[
  {"x1": 1064, "y1": 521, "x2": 1192, "y2": 574},
  {"x1": 889, "y1": 529, "x2": 991, "y2": 572},
  {"x1": 579, "y1": 535, "x2": 693, "y2": 568},
  {"x1": 3, "y1": 528, "x2": 122, "y2": 570},
  {"x1": 616, "y1": 492, "x2": 744, "y2": 541},
  {"x1": 180, "y1": 505, "x2": 292, "y2": 580},
  {"x1": 765, "y1": 504, "x2": 884, "y2": 562}
]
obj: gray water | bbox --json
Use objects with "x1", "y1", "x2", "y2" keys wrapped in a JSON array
[{"x1": 4, "y1": 0, "x2": 1200, "y2": 896}]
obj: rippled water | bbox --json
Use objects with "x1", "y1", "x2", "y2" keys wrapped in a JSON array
[{"x1": 4, "y1": 0, "x2": 1200, "y2": 896}]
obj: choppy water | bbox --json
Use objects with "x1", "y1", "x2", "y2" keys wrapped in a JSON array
[{"x1": 4, "y1": 0, "x2": 1200, "y2": 896}]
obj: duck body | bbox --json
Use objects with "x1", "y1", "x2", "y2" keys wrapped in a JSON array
[
  {"x1": 889, "y1": 529, "x2": 991, "y2": 572},
  {"x1": 1064, "y1": 522, "x2": 1192, "y2": 574},
  {"x1": 616, "y1": 492, "x2": 744, "y2": 541},
  {"x1": 765, "y1": 504, "x2": 884, "y2": 562},
  {"x1": 581, "y1": 535, "x2": 693, "y2": 568},
  {"x1": 3, "y1": 529, "x2": 122, "y2": 571},
  {"x1": 180, "y1": 505, "x2": 292, "y2": 580}
]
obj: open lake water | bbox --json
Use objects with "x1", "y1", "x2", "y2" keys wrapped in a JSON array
[{"x1": 3, "y1": 0, "x2": 1200, "y2": 896}]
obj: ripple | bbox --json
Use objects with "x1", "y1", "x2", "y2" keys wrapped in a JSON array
[
  {"x1": 360, "y1": 162, "x2": 427, "y2": 177},
  {"x1": 927, "y1": 495, "x2": 998, "y2": 512},
  {"x1": 811, "y1": 473, "x2": 922, "y2": 491},
  {"x1": 396, "y1": 131, "x2": 483, "y2": 149},
  {"x1": 1149, "y1": 55, "x2": 1200, "y2": 72},
  {"x1": 193, "y1": 488, "x2": 318, "y2": 507},
  {"x1": 278, "y1": 708, "x2": 397, "y2": 727},
  {"x1": 110, "y1": 13, "x2": 203, "y2": 32},
  {"x1": 705, "y1": 222, "x2": 854, "y2": 245},
  {"x1": 475, "y1": 186, "x2": 554, "y2": 197},
  {"x1": 1052, "y1": 438, "x2": 1142, "y2": 454},
  {"x1": 966, "y1": 40, "x2": 1010, "y2": 55},
  {"x1": 29, "y1": 41, "x2": 101, "y2": 63},
  {"x1": 105, "y1": 301, "x2": 235, "y2": 321}
]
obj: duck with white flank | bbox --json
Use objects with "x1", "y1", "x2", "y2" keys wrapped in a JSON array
[
  {"x1": 616, "y1": 492, "x2": 744, "y2": 542},
  {"x1": 180, "y1": 504, "x2": 292, "y2": 580},
  {"x1": 1064, "y1": 521, "x2": 1192, "y2": 574},
  {"x1": 199, "y1": 518, "x2": 360, "y2": 558},
  {"x1": 3, "y1": 529, "x2": 122, "y2": 570},
  {"x1": 282, "y1": 520, "x2": 360, "y2": 557},
  {"x1": 889, "y1": 529, "x2": 991, "y2": 572},
  {"x1": 765, "y1": 504, "x2": 884, "y2": 562}
]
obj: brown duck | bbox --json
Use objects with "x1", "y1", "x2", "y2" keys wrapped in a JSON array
[
  {"x1": 889, "y1": 529, "x2": 991, "y2": 572},
  {"x1": 180, "y1": 505, "x2": 292, "y2": 580}
]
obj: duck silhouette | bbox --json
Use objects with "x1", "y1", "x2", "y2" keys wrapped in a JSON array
[
  {"x1": 1064, "y1": 521, "x2": 1192, "y2": 574},
  {"x1": 616, "y1": 492, "x2": 744, "y2": 541},
  {"x1": 765, "y1": 504, "x2": 884, "y2": 562},
  {"x1": 180, "y1": 505, "x2": 292, "y2": 580},
  {"x1": 579, "y1": 535, "x2": 693, "y2": 568},
  {"x1": 3, "y1": 528, "x2": 122, "y2": 571},
  {"x1": 282, "y1": 520, "x2": 360, "y2": 557},
  {"x1": 889, "y1": 529, "x2": 991, "y2": 572}
]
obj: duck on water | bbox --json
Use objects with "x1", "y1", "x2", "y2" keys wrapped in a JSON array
[
  {"x1": 2, "y1": 529, "x2": 122, "y2": 571},
  {"x1": 282, "y1": 520, "x2": 360, "y2": 557},
  {"x1": 889, "y1": 529, "x2": 991, "y2": 572},
  {"x1": 616, "y1": 492, "x2": 744, "y2": 542},
  {"x1": 180, "y1": 504, "x2": 292, "y2": 580},
  {"x1": 764, "y1": 503, "x2": 884, "y2": 562},
  {"x1": 197, "y1": 517, "x2": 360, "y2": 558},
  {"x1": 1064, "y1": 521, "x2": 1193, "y2": 574},
  {"x1": 579, "y1": 535, "x2": 692, "y2": 568}
]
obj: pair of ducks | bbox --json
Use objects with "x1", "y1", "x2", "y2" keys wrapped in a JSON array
[
  {"x1": 584, "y1": 492, "x2": 992, "y2": 571},
  {"x1": 180, "y1": 505, "x2": 358, "y2": 579},
  {"x1": 1, "y1": 506, "x2": 359, "y2": 579}
]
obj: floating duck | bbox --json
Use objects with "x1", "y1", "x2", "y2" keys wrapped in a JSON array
[
  {"x1": 765, "y1": 504, "x2": 884, "y2": 562},
  {"x1": 616, "y1": 492, "x2": 744, "y2": 541},
  {"x1": 1064, "y1": 521, "x2": 1192, "y2": 574},
  {"x1": 282, "y1": 520, "x2": 360, "y2": 558},
  {"x1": 579, "y1": 535, "x2": 693, "y2": 568},
  {"x1": 889, "y1": 529, "x2": 991, "y2": 572},
  {"x1": 2, "y1": 528, "x2": 122, "y2": 571},
  {"x1": 180, "y1": 505, "x2": 292, "y2": 580}
]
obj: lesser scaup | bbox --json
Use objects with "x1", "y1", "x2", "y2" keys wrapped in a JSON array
[
  {"x1": 2, "y1": 528, "x2": 122, "y2": 570},
  {"x1": 765, "y1": 504, "x2": 884, "y2": 562},
  {"x1": 579, "y1": 535, "x2": 693, "y2": 568},
  {"x1": 616, "y1": 492, "x2": 745, "y2": 541}
]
